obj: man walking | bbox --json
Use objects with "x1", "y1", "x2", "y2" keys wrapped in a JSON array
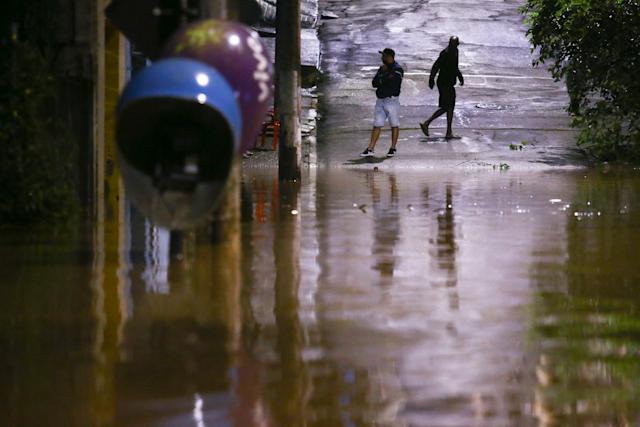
[
  {"x1": 420, "y1": 36, "x2": 464, "y2": 139},
  {"x1": 360, "y1": 48, "x2": 404, "y2": 157}
]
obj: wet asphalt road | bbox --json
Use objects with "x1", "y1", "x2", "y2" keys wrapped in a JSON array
[{"x1": 315, "y1": 0, "x2": 584, "y2": 169}]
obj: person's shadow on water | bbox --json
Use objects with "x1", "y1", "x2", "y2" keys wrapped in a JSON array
[
  {"x1": 420, "y1": 136, "x2": 462, "y2": 143},
  {"x1": 344, "y1": 156, "x2": 388, "y2": 165}
]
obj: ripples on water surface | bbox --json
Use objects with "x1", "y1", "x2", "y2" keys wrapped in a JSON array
[{"x1": 2, "y1": 168, "x2": 640, "y2": 426}]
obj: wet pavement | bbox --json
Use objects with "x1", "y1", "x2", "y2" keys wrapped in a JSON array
[
  {"x1": 3, "y1": 168, "x2": 640, "y2": 426},
  {"x1": 316, "y1": 0, "x2": 583, "y2": 169}
]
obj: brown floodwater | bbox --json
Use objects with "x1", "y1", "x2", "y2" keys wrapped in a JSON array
[{"x1": 2, "y1": 167, "x2": 640, "y2": 427}]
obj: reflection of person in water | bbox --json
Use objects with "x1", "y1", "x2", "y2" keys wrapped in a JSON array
[
  {"x1": 369, "y1": 172, "x2": 401, "y2": 280},
  {"x1": 432, "y1": 185, "x2": 459, "y2": 309},
  {"x1": 420, "y1": 36, "x2": 464, "y2": 139},
  {"x1": 436, "y1": 185, "x2": 457, "y2": 280}
]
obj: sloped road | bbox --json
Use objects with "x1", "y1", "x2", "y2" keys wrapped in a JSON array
[{"x1": 316, "y1": 0, "x2": 584, "y2": 169}]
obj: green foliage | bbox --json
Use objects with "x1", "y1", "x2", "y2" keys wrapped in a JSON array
[
  {"x1": 522, "y1": 0, "x2": 640, "y2": 161},
  {"x1": 0, "y1": 41, "x2": 78, "y2": 223}
]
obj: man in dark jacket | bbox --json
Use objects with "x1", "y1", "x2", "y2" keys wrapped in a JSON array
[
  {"x1": 360, "y1": 48, "x2": 404, "y2": 157},
  {"x1": 420, "y1": 36, "x2": 464, "y2": 139}
]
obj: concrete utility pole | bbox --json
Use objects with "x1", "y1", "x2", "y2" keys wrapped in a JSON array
[
  {"x1": 200, "y1": 0, "x2": 227, "y2": 20},
  {"x1": 275, "y1": 0, "x2": 302, "y2": 181}
]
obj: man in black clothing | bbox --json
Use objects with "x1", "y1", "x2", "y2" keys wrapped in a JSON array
[
  {"x1": 360, "y1": 48, "x2": 404, "y2": 157},
  {"x1": 420, "y1": 36, "x2": 464, "y2": 139}
]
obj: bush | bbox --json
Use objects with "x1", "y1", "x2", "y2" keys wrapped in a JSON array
[
  {"x1": 522, "y1": 0, "x2": 640, "y2": 161},
  {"x1": 0, "y1": 41, "x2": 78, "y2": 223}
]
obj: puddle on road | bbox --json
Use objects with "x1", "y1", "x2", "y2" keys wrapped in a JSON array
[
  {"x1": 475, "y1": 102, "x2": 517, "y2": 110},
  {"x1": 2, "y1": 168, "x2": 640, "y2": 426}
]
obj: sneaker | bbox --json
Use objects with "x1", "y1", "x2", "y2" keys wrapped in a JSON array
[
  {"x1": 387, "y1": 147, "x2": 397, "y2": 157},
  {"x1": 419, "y1": 122, "x2": 429, "y2": 136},
  {"x1": 360, "y1": 148, "x2": 374, "y2": 157}
]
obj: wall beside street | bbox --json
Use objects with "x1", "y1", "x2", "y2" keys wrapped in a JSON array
[{"x1": 256, "y1": 0, "x2": 319, "y2": 28}]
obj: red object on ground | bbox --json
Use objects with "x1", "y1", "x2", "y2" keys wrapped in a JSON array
[{"x1": 259, "y1": 108, "x2": 280, "y2": 150}]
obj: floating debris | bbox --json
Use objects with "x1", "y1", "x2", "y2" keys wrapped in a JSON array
[
  {"x1": 475, "y1": 103, "x2": 516, "y2": 110},
  {"x1": 573, "y1": 211, "x2": 598, "y2": 220},
  {"x1": 492, "y1": 163, "x2": 511, "y2": 171},
  {"x1": 321, "y1": 11, "x2": 339, "y2": 19}
]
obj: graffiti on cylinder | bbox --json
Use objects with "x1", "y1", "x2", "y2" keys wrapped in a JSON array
[
  {"x1": 246, "y1": 35, "x2": 271, "y2": 103},
  {"x1": 162, "y1": 19, "x2": 274, "y2": 153}
]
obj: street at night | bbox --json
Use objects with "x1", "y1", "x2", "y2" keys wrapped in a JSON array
[{"x1": 2, "y1": 0, "x2": 640, "y2": 426}]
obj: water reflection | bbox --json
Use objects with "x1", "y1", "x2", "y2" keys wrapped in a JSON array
[
  {"x1": 270, "y1": 181, "x2": 309, "y2": 425},
  {"x1": 369, "y1": 172, "x2": 400, "y2": 281},
  {"x1": 0, "y1": 226, "x2": 98, "y2": 427},
  {"x1": 115, "y1": 223, "x2": 242, "y2": 424},
  {"x1": 141, "y1": 222, "x2": 170, "y2": 294},
  {"x1": 3, "y1": 169, "x2": 640, "y2": 426},
  {"x1": 433, "y1": 185, "x2": 459, "y2": 311},
  {"x1": 530, "y1": 170, "x2": 640, "y2": 426}
]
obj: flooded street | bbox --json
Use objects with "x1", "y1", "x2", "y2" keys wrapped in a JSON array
[
  {"x1": 3, "y1": 168, "x2": 640, "y2": 426},
  {"x1": 2, "y1": 0, "x2": 639, "y2": 424}
]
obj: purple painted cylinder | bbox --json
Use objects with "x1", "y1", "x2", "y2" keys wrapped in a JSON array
[{"x1": 162, "y1": 20, "x2": 274, "y2": 153}]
